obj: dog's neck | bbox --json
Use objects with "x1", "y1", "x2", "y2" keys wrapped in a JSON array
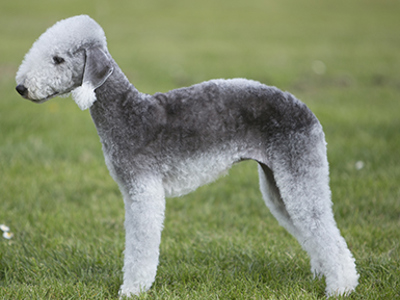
[
  {"x1": 89, "y1": 59, "x2": 143, "y2": 129},
  {"x1": 95, "y1": 59, "x2": 140, "y2": 105}
]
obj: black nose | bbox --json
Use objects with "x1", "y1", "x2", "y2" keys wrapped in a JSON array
[{"x1": 16, "y1": 84, "x2": 28, "y2": 96}]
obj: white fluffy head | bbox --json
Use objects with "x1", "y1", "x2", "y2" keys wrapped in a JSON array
[{"x1": 16, "y1": 15, "x2": 109, "y2": 109}]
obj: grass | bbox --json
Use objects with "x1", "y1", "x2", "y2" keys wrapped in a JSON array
[{"x1": 0, "y1": 0, "x2": 399, "y2": 299}]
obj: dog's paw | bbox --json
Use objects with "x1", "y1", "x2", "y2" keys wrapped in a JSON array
[
  {"x1": 118, "y1": 285, "x2": 143, "y2": 299},
  {"x1": 325, "y1": 269, "x2": 359, "y2": 297}
]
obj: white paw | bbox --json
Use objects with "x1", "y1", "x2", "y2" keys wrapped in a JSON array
[
  {"x1": 325, "y1": 271, "x2": 359, "y2": 297},
  {"x1": 118, "y1": 284, "x2": 145, "y2": 299}
]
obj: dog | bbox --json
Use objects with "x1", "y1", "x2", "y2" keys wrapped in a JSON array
[{"x1": 15, "y1": 15, "x2": 359, "y2": 297}]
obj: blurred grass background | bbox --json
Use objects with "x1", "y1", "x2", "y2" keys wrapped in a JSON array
[{"x1": 0, "y1": 0, "x2": 399, "y2": 299}]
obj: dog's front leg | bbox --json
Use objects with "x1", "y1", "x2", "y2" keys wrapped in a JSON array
[{"x1": 119, "y1": 176, "x2": 165, "y2": 297}]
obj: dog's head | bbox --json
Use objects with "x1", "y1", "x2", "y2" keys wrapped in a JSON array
[{"x1": 15, "y1": 15, "x2": 113, "y2": 110}]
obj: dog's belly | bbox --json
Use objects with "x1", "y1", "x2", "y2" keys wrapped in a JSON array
[{"x1": 161, "y1": 147, "x2": 243, "y2": 198}]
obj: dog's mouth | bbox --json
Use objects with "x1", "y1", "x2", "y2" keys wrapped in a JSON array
[
  {"x1": 31, "y1": 92, "x2": 60, "y2": 103},
  {"x1": 21, "y1": 91, "x2": 60, "y2": 104}
]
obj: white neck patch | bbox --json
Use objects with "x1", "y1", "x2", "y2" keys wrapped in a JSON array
[{"x1": 71, "y1": 82, "x2": 97, "y2": 110}]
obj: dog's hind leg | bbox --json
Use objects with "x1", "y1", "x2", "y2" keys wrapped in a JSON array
[
  {"x1": 258, "y1": 162, "x2": 303, "y2": 239},
  {"x1": 258, "y1": 126, "x2": 358, "y2": 296}
]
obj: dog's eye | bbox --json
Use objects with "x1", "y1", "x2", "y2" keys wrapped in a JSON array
[{"x1": 53, "y1": 56, "x2": 65, "y2": 65}]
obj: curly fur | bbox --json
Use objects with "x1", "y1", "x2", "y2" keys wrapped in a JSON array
[{"x1": 16, "y1": 15, "x2": 359, "y2": 297}]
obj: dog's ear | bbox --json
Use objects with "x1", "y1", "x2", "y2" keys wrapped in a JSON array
[{"x1": 72, "y1": 47, "x2": 113, "y2": 110}]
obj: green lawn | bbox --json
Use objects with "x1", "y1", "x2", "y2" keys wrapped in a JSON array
[{"x1": 1, "y1": 0, "x2": 399, "y2": 299}]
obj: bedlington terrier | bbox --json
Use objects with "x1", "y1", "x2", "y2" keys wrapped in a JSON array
[{"x1": 15, "y1": 15, "x2": 359, "y2": 297}]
